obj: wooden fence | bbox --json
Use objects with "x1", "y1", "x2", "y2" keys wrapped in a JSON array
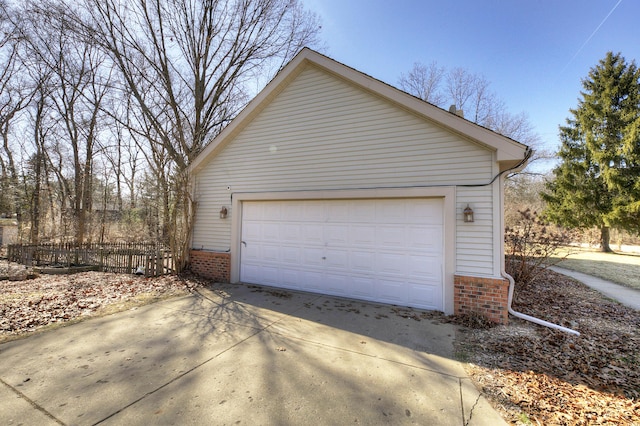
[{"x1": 6, "y1": 243, "x2": 174, "y2": 277}]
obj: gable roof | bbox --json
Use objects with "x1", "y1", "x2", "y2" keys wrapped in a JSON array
[{"x1": 189, "y1": 48, "x2": 530, "y2": 175}]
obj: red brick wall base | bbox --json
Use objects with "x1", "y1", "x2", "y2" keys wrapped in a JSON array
[
  {"x1": 190, "y1": 250, "x2": 230, "y2": 283},
  {"x1": 454, "y1": 275, "x2": 509, "y2": 324}
]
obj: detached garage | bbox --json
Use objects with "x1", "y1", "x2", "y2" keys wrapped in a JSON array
[{"x1": 188, "y1": 48, "x2": 530, "y2": 323}]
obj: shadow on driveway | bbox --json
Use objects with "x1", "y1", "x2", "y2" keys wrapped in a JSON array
[{"x1": 0, "y1": 282, "x2": 504, "y2": 426}]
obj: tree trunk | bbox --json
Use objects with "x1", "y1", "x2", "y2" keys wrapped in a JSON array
[
  {"x1": 600, "y1": 226, "x2": 612, "y2": 252},
  {"x1": 31, "y1": 150, "x2": 42, "y2": 244},
  {"x1": 100, "y1": 181, "x2": 108, "y2": 244}
]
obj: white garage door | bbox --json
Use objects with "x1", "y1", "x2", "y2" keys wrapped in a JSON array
[{"x1": 240, "y1": 198, "x2": 444, "y2": 310}]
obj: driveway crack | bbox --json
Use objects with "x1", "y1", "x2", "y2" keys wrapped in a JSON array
[
  {"x1": 0, "y1": 377, "x2": 65, "y2": 425},
  {"x1": 92, "y1": 297, "x2": 306, "y2": 425},
  {"x1": 460, "y1": 378, "x2": 481, "y2": 426}
]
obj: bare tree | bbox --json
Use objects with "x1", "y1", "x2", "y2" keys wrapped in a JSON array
[
  {"x1": 26, "y1": 75, "x2": 55, "y2": 244},
  {"x1": 398, "y1": 61, "x2": 445, "y2": 105},
  {"x1": 3, "y1": 0, "x2": 320, "y2": 256},
  {"x1": 0, "y1": 1, "x2": 33, "y2": 218},
  {"x1": 74, "y1": 0, "x2": 320, "y2": 167},
  {"x1": 18, "y1": 1, "x2": 115, "y2": 243},
  {"x1": 445, "y1": 66, "x2": 479, "y2": 115},
  {"x1": 399, "y1": 61, "x2": 543, "y2": 154},
  {"x1": 59, "y1": 0, "x2": 321, "y2": 269}
]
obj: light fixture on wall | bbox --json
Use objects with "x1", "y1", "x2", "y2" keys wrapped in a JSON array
[
  {"x1": 463, "y1": 204, "x2": 474, "y2": 223},
  {"x1": 219, "y1": 206, "x2": 228, "y2": 219}
]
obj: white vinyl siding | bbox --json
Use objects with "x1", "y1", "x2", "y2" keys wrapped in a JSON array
[
  {"x1": 192, "y1": 64, "x2": 496, "y2": 275},
  {"x1": 455, "y1": 186, "x2": 495, "y2": 275}
]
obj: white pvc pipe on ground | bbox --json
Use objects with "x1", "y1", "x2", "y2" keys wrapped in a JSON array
[{"x1": 503, "y1": 270, "x2": 580, "y2": 336}]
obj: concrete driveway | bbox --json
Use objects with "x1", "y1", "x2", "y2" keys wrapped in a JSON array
[{"x1": 0, "y1": 283, "x2": 505, "y2": 425}]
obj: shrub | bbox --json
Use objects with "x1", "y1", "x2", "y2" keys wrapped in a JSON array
[{"x1": 505, "y1": 209, "x2": 576, "y2": 285}]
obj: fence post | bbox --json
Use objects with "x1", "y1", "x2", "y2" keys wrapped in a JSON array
[
  {"x1": 25, "y1": 246, "x2": 32, "y2": 267},
  {"x1": 156, "y1": 249, "x2": 163, "y2": 276},
  {"x1": 145, "y1": 253, "x2": 152, "y2": 277}
]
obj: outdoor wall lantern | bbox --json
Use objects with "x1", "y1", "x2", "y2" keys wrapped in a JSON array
[
  {"x1": 219, "y1": 206, "x2": 228, "y2": 219},
  {"x1": 463, "y1": 204, "x2": 474, "y2": 223}
]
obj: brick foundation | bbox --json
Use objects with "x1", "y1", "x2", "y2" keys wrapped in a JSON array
[
  {"x1": 190, "y1": 250, "x2": 230, "y2": 283},
  {"x1": 454, "y1": 275, "x2": 509, "y2": 324}
]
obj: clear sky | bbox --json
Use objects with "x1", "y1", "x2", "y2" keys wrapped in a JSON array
[{"x1": 303, "y1": 0, "x2": 639, "y2": 172}]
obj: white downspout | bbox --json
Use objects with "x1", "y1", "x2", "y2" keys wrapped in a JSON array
[
  {"x1": 503, "y1": 270, "x2": 580, "y2": 336},
  {"x1": 499, "y1": 174, "x2": 580, "y2": 336}
]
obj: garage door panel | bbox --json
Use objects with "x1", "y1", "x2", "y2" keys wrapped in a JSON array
[
  {"x1": 240, "y1": 198, "x2": 444, "y2": 311},
  {"x1": 325, "y1": 224, "x2": 349, "y2": 246},
  {"x1": 302, "y1": 202, "x2": 325, "y2": 221},
  {"x1": 281, "y1": 246, "x2": 301, "y2": 264},
  {"x1": 409, "y1": 282, "x2": 439, "y2": 306},
  {"x1": 281, "y1": 269, "x2": 302, "y2": 288},
  {"x1": 351, "y1": 203, "x2": 377, "y2": 223},
  {"x1": 350, "y1": 250, "x2": 375, "y2": 271},
  {"x1": 407, "y1": 199, "x2": 443, "y2": 223},
  {"x1": 407, "y1": 226, "x2": 442, "y2": 250},
  {"x1": 262, "y1": 202, "x2": 282, "y2": 220},
  {"x1": 281, "y1": 224, "x2": 302, "y2": 241},
  {"x1": 349, "y1": 225, "x2": 376, "y2": 246},
  {"x1": 408, "y1": 255, "x2": 441, "y2": 277},
  {"x1": 376, "y1": 252, "x2": 407, "y2": 275},
  {"x1": 325, "y1": 248, "x2": 349, "y2": 269},
  {"x1": 261, "y1": 244, "x2": 280, "y2": 262},
  {"x1": 303, "y1": 270, "x2": 325, "y2": 291},
  {"x1": 242, "y1": 202, "x2": 263, "y2": 220},
  {"x1": 327, "y1": 202, "x2": 350, "y2": 222},
  {"x1": 377, "y1": 278, "x2": 408, "y2": 304},
  {"x1": 281, "y1": 202, "x2": 304, "y2": 221},
  {"x1": 241, "y1": 264, "x2": 261, "y2": 282},
  {"x1": 302, "y1": 247, "x2": 324, "y2": 267},
  {"x1": 302, "y1": 224, "x2": 323, "y2": 244},
  {"x1": 377, "y1": 202, "x2": 406, "y2": 224},
  {"x1": 260, "y1": 265, "x2": 280, "y2": 285},
  {"x1": 262, "y1": 223, "x2": 280, "y2": 240},
  {"x1": 376, "y1": 225, "x2": 406, "y2": 248},
  {"x1": 242, "y1": 222, "x2": 262, "y2": 240},
  {"x1": 241, "y1": 243, "x2": 261, "y2": 261},
  {"x1": 324, "y1": 273, "x2": 349, "y2": 294},
  {"x1": 350, "y1": 276, "x2": 375, "y2": 297}
]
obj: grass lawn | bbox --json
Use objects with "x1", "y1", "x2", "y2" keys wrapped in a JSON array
[{"x1": 550, "y1": 248, "x2": 640, "y2": 290}]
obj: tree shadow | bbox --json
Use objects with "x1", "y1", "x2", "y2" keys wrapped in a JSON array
[{"x1": 0, "y1": 281, "x2": 472, "y2": 425}]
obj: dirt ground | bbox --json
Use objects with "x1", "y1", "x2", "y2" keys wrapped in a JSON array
[
  {"x1": 0, "y1": 260, "x2": 204, "y2": 342},
  {"x1": 455, "y1": 268, "x2": 640, "y2": 425},
  {"x1": 2, "y1": 260, "x2": 639, "y2": 424}
]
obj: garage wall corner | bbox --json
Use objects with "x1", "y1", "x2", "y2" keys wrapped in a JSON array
[
  {"x1": 454, "y1": 275, "x2": 509, "y2": 324},
  {"x1": 190, "y1": 250, "x2": 231, "y2": 283}
]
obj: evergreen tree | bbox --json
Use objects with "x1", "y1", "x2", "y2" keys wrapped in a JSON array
[{"x1": 543, "y1": 52, "x2": 640, "y2": 251}]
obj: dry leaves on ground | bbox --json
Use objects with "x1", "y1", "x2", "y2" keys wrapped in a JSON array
[
  {"x1": 0, "y1": 262, "x2": 203, "y2": 341},
  {"x1": 456, "y1": 268, "x2": 640, "y2": 425},
  {"x1": 3, "y1": 260, "x2": 639, "y2": 424}
]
